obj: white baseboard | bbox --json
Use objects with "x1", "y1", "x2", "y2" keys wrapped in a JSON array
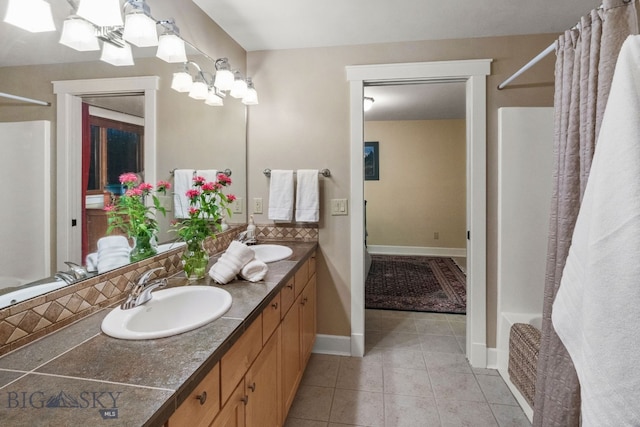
[
  {"x1": 367, "y1": 245, "x2": 466, "y2": 258},
  {"x1": 312, "y1": 334, "x2": 352, "y2": 356},
  {"x1": 486, "y1": 347, "x2": 499, "y2": 369}
]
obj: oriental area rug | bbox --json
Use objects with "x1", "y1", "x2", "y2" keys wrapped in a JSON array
[{"x1": 365, "y1": 255, "x2": 467, "y2": 314}]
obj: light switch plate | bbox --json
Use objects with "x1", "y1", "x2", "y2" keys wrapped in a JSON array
[{"x1": 330, "y1": 199, "x2": 348, "y2": 216}]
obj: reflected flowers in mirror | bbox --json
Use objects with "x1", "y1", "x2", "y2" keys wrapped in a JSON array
[{"x1": 105, "y1": 173, "x2": 171, "y2": 262}]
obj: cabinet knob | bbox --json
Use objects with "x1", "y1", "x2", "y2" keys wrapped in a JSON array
[
  {"x1": 241, "y1": 395, "x2": 249, "y2": 405},
  {"x1": 286, "y1": 283, "x2": 293, "y2": 289},
  {"x1": 195, "y1": 391, "x2": 207, "y2": 405},
  {"x1": 271, "y1": 302, "x2": 279, "y2": 309},
  {"x1": 301, "y1": 296, "x2": 308, "y2": 305},
  {"x1": 248, "y1": 382, "x2": 256, "y2": 392}
]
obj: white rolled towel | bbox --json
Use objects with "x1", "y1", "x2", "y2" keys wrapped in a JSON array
[
  {"x1": 208, "y1": 241, "x2": 255, "y2": 284},
  {"x1": 239, "y1": 258, "x2": 268, "y2": 282}
]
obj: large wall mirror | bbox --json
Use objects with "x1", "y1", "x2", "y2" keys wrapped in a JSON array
[{"x1": 0, "y1": 0, "x2": 248, "y2": 308}]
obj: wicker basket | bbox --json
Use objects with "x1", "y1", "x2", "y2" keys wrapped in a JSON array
[{"x1": 508, "y1": 323, "x2": 541, "y2": 406}]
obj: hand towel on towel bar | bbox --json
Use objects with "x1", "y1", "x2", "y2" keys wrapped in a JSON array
[
  {"x1": 173, "y1": 169, "x2": 194, "y2": 219},
  {"x1": 552, "y1": 35, "x2": 640, "y2": 427},
  {"x1": 295, "y1": 169, "x2": 319, "y2": 222},
  {"x1": 195, "y1": 169, "x2": 218, "y2": 184},
  {"x1": 268, "y1": 170, "x2": 294, "y2": 221}
]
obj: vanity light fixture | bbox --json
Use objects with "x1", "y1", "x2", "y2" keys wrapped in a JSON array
[
  {"x1": 156, "y1": 20, "x2": 187, "y2": 63},
  {"x1": 242, "y1": 78, "x2": 259, "y2": 105},
  {"x1": 76, "y1": 0, "x2": 123, "y2": 28},
  {"x1": 171, "y1": 64, "x2": 193, "y2": 93},
  {"x1": 188, "y1": 73, "x2": 209, "y2": 100},
  {"x1": 205, "y1": 88, "x2": 224, "y2": 106},
  {"x1": 4, "y1": 0, "x2": 56, "y2": 33},
  {"x1": 230, "y1": 71, "x2": 248, "y2": 99},
  {"x1": 122, "y1": 0, "x2": 158, "y2": 47},
  {"x1": 100, "y1": 41, "x2": 135, "y2": 66},
  {"x1": 363, "y1": 96, "x2": 375, "y2": 111},
  {"x1": 213, "y1": 58, "x2": 234, "y2": 91},
  {"x1": 59, "y1": 16, "x2": 99, "y2": 51}
]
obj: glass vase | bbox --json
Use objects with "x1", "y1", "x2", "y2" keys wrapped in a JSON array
[
  {"x1": 130, "y1": 233, "x2": 157, "y2": 263},
  {"x1": 182, "y1": 240, "x2": 209, "y2": 281}
]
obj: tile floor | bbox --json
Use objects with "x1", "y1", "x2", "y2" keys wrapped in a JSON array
[{"x1": 285, "y1": 309, "x2": 531, "y2": 427}]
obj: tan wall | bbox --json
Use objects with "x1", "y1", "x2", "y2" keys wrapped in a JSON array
[
  {"x1": 247, "y1": 33, "x2": 556, "y2": 345},
  {"x1": 364, "y1": 120, "x2": 466, "y2": 249},
  {"x1": 0, "y1": 0, "x2": 247, "y2": 269}
]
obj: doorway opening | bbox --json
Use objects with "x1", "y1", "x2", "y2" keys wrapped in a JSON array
[{"x1": 347, "y1": 59, "x2": 491, "y2": 367}]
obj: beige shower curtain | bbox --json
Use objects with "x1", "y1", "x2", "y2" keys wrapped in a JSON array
[{"x1": 533, "y1": 1, "x2": 638, "y2": 425}]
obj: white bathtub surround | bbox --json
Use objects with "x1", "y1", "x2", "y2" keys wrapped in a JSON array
[{"x1": 553, "y1": 36, "x2": 640, "y2": 427}]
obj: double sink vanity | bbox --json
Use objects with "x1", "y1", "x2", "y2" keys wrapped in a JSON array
[{"x1": 0, "y1": 240, "x2": 317, "y2": 426}]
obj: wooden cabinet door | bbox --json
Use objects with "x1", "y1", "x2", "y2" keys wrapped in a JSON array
[
  {"x1": 245, "y1": 327, "x2": 281, "y2": 427},
  {"x1": 221, "y1": 317, "x2": 263, "y2": 405},
  {"x1": 211, "y1": 378, "x2": 246, "y2": 427},
  {"x1": 301, "y1": 274, "x2": 317, "y2": 365},
  {"x1": 168, "y1": 363, "x2": 220, "y2": 427},
  {"x1": 281, "y1": 296, "x2": 301, "y2": 417}
]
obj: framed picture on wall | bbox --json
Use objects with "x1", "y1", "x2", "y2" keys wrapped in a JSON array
[{"x1": 364, "y1": 141, "x2": 379, "y2": 181}]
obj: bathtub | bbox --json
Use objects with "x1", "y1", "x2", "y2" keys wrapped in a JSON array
[
  {"x1": 0, "y1": 276, "x2": 26, "y2": 290},
  {"x1": 0, "y1": 280, "x2": 68, "y2": 309}
]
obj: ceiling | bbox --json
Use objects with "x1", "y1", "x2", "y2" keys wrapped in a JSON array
[{"x1": 1, "y1": 0, "x2": 600, "y2": 119}]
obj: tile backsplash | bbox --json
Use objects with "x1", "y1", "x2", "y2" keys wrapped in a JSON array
[{"x1": 0, "y1": 224, "x2": 317, "y2": 357}]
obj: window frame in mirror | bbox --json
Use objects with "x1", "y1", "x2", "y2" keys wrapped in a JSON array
[{"x1": 53, "y1": 76, "x2": 159, "y2": 272}]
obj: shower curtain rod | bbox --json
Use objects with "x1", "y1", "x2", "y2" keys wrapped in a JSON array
[
  {"x1": 497, "y1": 42, "x2": 556, "y2": 90},
  {"x1": 0, "y1": 92, "x2": 50, "y2": 106}
]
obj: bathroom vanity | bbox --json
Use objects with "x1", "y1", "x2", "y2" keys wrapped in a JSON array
[{"x1": 0, "y1": 242, "x2": 317, "y2": 427}]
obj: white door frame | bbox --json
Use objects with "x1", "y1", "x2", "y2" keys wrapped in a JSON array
[
  {"x1": 53, "y1": 76, "x2": 159, "y2": 271},
  {"x1": 346, "y1": 59, "x2": 491, "y2": 367}
]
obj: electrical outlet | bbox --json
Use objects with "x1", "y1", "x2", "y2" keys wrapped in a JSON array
[
  {"x1": 232, "y1": 197, "x2": 243, "y2": 214},
  {"x1": 253, "y1": 198, "x2": 263, "y2": 214}
]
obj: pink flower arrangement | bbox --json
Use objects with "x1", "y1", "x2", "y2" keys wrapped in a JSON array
[{"x1": 105, "y1": 173, "x2": 172, "y2": 252}]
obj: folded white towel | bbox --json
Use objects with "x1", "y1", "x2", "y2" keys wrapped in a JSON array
[
  {"x1": 268, "y1": 170, "x2": 294, "y2": 221},
  {"x1": 239, "y1": 258, "x2": 268, "y2": 282},
  {"x1": 85, "y1": 253, "x2": 98, "y2": 272},
  {"x1": 208, "y1": 241, "x2": 255, "y2": 284},
  {"x1": 295, "y1": 169, "x2": 319, "y2": 222},
  {"x1": 173, "y1": 169, "x2": 194, "y2": 219},
  {"x1": 552, "y1": 35, "x2": 640, "y2": 427}
]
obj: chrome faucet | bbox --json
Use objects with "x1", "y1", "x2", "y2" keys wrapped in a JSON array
[
  {"x1": 54, "y1": 271, "x2": 76, "y2": 284},
  {"x1": 121, "y1": 267, "x2": 167, "y2": 310},
  {"x1": 234, "y1": 231, "x2": 257, "y2": 246},
  {"x1": 64, "y1": 261, "x2": 88, "y2": 280}
]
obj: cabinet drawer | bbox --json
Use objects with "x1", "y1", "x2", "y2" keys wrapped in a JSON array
[
  {"x1": 221, "y1": 318, "x2": 262, "y2": 405},
  {"x1": 262, "y1": 293, "x2": 280, "y2": 345},
  {"x1": 280, "y1": 277, "x2": 295, "y2": 319},
  {"x1": 294, "y1": 259, "x2": 309, "y2": 298},
  {"x1": 211, "y1": 378, "x2": 245, "y2": 427},
  {"x1": 168, "y1": 363, "x2": 220, "y2": 427}
]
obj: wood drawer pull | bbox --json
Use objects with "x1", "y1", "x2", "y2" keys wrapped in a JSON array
[
  {"x1": 271, "y1": 302, "x2": 279, "y2": 309},
  {"x1": 248, "y1": 382, "x2": 256, "y2": 392},
  {"x1": 195, "y1": 391, "x2": 207, "y2": 405}
]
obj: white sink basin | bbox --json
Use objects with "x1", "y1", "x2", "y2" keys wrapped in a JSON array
[
  {"x1": 250, "y1": 244, "x2": 293, "y2": 263},
  {"x1": 101, "y1": 286, "x2": 232, "y2": 340}
]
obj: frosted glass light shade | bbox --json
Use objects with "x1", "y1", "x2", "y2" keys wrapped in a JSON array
[
  {"x1": 123, "y1": 12, "x2": 158, "y2": 47},
  {"x1": 171, "y1": 71, "x2": 193, "y2": 92},
  {"x1": 59, "y1": 18, "x2": 99, "y2": 51},
  {"x1": 205, "y1": 90, "x2": 223, "y2": 106},
  {"x1": 188, "y1": 80, "x2": 208, "y2": 100},
  {"x1": 156, "y1": 34, "x2": 187, "y2": 63},
  {"x1": 101, "y1": 42, "x2": 135, "y2": 66},
  {"x1": 230, "y1": 78, "x2": 248, "y2": 99},
  {"x1": 4, "y1": 0, "x2": 56, "y2": 33},
  {"x1": 242, "y1": 87, "x2": 258, "y2": 105},
  {"x1": 77, "y1": 0, "x2": 123, "y2": 27},
  {"x1": 213, "y1": 69, "x2": 234, "y2": 91}
]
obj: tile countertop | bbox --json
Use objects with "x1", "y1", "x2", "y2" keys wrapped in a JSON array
[{"x1": 0, "y1": 241, "x2": 317, "y2": 427}]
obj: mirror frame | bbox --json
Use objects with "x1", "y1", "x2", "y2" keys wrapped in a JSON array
[{"x1": 53, "y1": 76, "x2": 159, "y2": 271}]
